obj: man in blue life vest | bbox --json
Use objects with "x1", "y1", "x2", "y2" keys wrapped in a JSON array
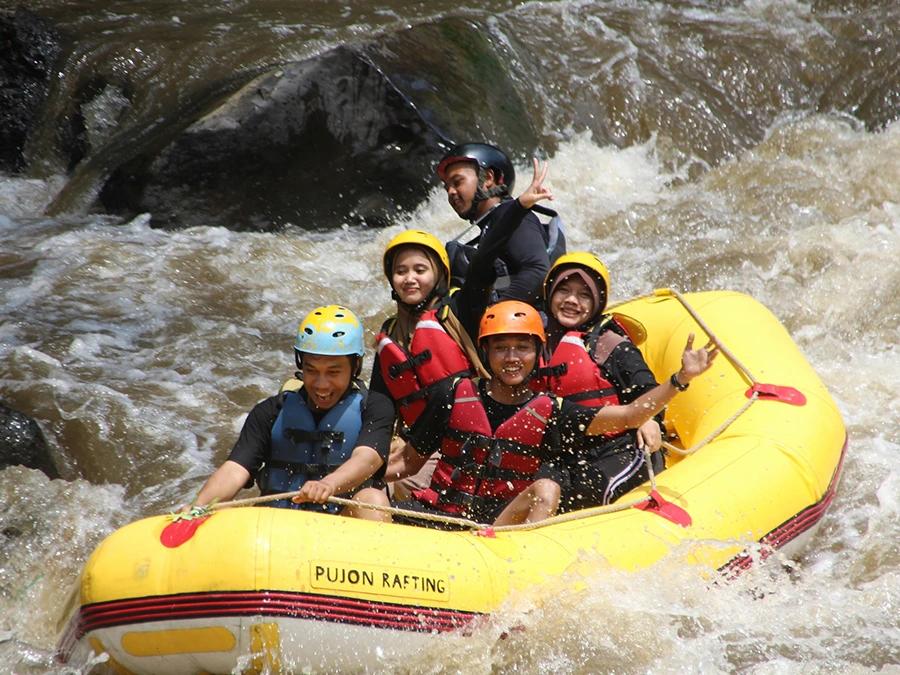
[
  {"x1": 192, "y1": 305, "x2": 394, "y2": 519},
  {"x1": 437, "y1": 142, "x2": 566, "y2": 305}
]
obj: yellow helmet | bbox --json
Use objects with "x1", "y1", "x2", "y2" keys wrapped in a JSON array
[
  {"x1": 543, "y1": 251, "x2": 610, "y2": 313},
  {"x1": 382, "y1": 230, "x2": 451, "y2": 282}
]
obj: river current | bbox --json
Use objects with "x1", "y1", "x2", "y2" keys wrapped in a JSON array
[{"x1": 1, "y1": 0, "x2": 898, "y2": 673}]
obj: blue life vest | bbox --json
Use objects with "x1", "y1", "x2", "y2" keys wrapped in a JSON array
[{"x1": 261, "y1": 385, "x2": 365, "y2": 512}]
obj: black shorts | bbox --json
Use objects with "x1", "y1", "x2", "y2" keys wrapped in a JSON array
[{"x1": 560, "y1": 437, "x2": 659, "y2": 512}]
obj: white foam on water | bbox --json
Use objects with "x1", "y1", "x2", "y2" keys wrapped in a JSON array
[{"x1": 0, "y1": 114, "x2": 897, "y2": 672}]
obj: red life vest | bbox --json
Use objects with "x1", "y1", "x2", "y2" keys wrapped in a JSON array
[
  {"x1": 536, "y1": 331, "x2": 621, "y2": 407},
  {"x1": 413, "y1": 379, "x2": 556, "y2": 521},
  {"x1": 375, "y1": 309, "x2": 472, "y2": 426}
]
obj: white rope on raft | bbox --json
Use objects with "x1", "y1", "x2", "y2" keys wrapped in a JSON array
[
  {"x1": 650, "y1": 288, "x2": 761, "y2": 457},
  {"x1": 174, "y1": 289, "x2": 762, "y2": 531},
  {"x1": 173, "y1": 479, "x2": 660, "y2": 533},
  {"x1": 662, "y1": 393, "x2": 758, "y2": 457}
]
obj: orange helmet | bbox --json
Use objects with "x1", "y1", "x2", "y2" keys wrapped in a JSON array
[{"x1": 478, "y1": 301, "x2": 546, "y2": 345}]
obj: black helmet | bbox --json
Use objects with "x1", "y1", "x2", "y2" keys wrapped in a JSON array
[{"x1": 436, "y1": 143, "x2": 515, "y2": 192}]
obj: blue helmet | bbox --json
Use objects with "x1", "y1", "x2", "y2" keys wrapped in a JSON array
[{"x1": 294, "y1": 305, "x2": 364, "y2": 357}]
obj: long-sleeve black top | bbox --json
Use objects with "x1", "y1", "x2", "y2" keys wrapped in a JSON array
[{"x1": 474, "y1": 199, "x2": 550, "y2": 305}]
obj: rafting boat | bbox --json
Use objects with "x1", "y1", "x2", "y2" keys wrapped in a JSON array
[{"x1": 55, "y1": 289, "x2": 846, "y2": 673}]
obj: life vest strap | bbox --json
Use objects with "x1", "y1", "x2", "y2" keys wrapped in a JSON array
[
  {"x1": 284, "y1": 428, "x2": 344, "y2": 446},
  {"x1": 395, "y1": 369, "x2": 472, "y2": 407},
  {"x1": 387, "y1": 349, "x2": 433, "y2": 378},
  {"x1": 490, "y1": 436, "x2": 543, "y2": 459},
  {"x1": 442, "y1": 433, "x2": 490, "y2": 483},
  {"x1": 444, "y1": 428, "x2": 492, "y2": 447},
  {"x1": 534, "y1": 363, "x2": 568, "y2": 379},
  {"x1": 440, "y1": 449, "x2": 540, "y2": 483},
  {"x1": 264, "y1": 460, "x2": 343, "y2": 475}
]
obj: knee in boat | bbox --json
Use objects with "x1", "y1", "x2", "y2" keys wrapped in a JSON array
[
  {"x1": 353, "y1": 487, "x2": 390, "y2": 507},
  {"x1": 532, "y1": 479, "x2": 561, "y2": 504}
]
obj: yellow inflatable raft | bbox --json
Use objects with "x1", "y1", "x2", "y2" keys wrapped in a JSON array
[{"x1": 55, "y1": 290, "x2": 846, "y2": 673}]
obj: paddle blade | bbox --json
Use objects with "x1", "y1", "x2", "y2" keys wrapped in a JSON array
[{"x1": 160, "y1": 515, "x2": 210, "y2": 548}]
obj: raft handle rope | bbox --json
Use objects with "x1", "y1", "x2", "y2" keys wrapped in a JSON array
[
  {"x1": 170, "y1": 481, "x2": 663, "y2": 534},
  {"x1": 615, "y1": 288, "x2": 761, "y2": 458},
  {"x1": 171, "y1": 289, "x2": 759, "y2": 532},
  {"x1": 173, "y1": 490, "x2": 483, "y2": 530}
]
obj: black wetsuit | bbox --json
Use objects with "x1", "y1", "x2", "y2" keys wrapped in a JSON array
[{"x1": 448, "y1": 198, "x2": 564, "y2": 306}]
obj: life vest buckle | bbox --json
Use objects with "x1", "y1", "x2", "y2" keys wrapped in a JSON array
[
  {"x1": 534, "y1": 363, "x2": 568, "y2": 379},
  {"x1": 488, "y1": 446, "x2": 504, "y2": 468}
]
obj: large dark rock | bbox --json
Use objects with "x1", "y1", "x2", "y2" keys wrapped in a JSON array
[
  {"x1": 99, "y1": 47, "x2": 445, "y2": 230},
  {"x1": 0, "y1": 7, "x2": 63, "y2": 172},
  {"x1": 359, "y1": 18, "x2": 539, "y2": 161},
  {"x1": 97, "y1": 17, "x2": 540, "y2": 230},
  {"x1": 0, "y1": 402, "x2": 59, "y2": 479},
  {"x1": 817, "y1": 42, "x2": 900, "y2": 132}
]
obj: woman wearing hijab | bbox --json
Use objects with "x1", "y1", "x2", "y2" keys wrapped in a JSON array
[{"x1": 538, "y1": 252, "x2": 667, "y2": 511}]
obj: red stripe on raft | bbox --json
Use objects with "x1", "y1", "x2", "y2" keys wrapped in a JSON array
[
  {"x1": 78, "y1": 590, "x2": 472, "y2": 621},
  {"x1": 79, "y1": 602, "x2": 468, "y2": 633},
  {"x1": 719, "y1": 435, "x2": 847, "y2": 578},
  {"x1": 57, "y1": 437, "x2": 847, "y2": 661},
  {"x1": 66, "y1": 590, "x2": 481, "y2": 644}
]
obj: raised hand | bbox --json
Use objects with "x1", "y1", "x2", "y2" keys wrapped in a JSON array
[
  {"x1": 678, "y1": 333, "x2": 718, "y2": 383},
  {"x1": 517, "y1": 157, "x2": 554, "y2": 210}
]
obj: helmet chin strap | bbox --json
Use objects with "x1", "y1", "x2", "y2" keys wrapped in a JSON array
[
  {"x1": 460, "y1": 168, "x2": 509, "y2": 222},
  {"x1": 391, "y1": 286, "x2": 440, "y2": 316}
]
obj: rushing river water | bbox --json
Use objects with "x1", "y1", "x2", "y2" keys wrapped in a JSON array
[{"x1": 1, "y1": 0, "x2": 898, "y2": 673}]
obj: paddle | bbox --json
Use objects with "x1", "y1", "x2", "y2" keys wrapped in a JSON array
[{"x1": 158, "y1": 489, "x2": 488, "y2": 548}]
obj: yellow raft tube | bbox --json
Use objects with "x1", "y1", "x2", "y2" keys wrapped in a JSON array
[{"x1": 56, "y1": 290, "x2": 846, "y2": 673}]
